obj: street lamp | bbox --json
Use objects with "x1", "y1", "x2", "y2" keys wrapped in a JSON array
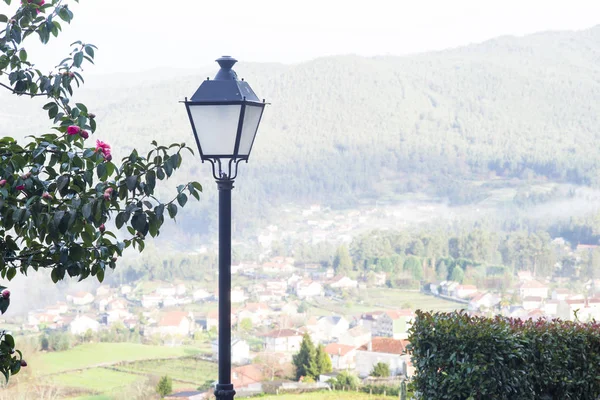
[{"x1": 183, "y1": 56, "x2": 266, "y2": 400}]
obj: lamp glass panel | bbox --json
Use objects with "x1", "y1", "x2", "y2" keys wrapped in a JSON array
[
  {"x1": 189, "y1": 104, "x2": 241, "y2": 156},
  {"x1": 237, "y1": 105, "x2": 264, "y2": 156}
]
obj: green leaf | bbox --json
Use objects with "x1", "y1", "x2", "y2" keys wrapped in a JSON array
[
  {"x1": 51, "y1": 268, "x2": 60, "y2": 283},
  {"x1": 131, "y1": 213, "x2": 147, "y2": 234},
  {"x1": 96, "y1": 268, "x2": 104, "y2": 283},
  {"x1": 191, "y1": 182, "x2": 203, "y2": 192},
  {"x1": 177, "y1": 193, "x2": 188, "y2": 207},
  {"x1": 167, "y1": 203, "x2": 177, "y2": 218},
  {"x1": 76, "y1": 103, "x2": 88, "y2": 114},
  {"x1": 97, "y1": 163, "x2": 106, "y2": 180},
  {"x1": 115, "y1": 212, "x2": 129, "y2": 229},
  {"x1": 82, "y1": 203, "x2": 92, "y2": 219},
  {"x1": 0, "y1": 15, "x2": 7, "y2": 23},
  {"x1": 18, "y1": 49, "x2": 27, "y2": 62},
  {"x1": 125, "y1": 175, "x2": 138, "y2": 191},
  {"x1": 73, "y1": 51, "x2": 84, "y2": 68},
  {"x1": 6, "y1": 268, "x2": 16, "y2": 281}
]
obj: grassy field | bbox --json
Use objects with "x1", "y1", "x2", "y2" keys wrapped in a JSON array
[
  {"x1": 119, "y1": 357, "x2": 217, "y2": 383},
  {"x1": 52, "y1": 368, "x2": 140, "y2": 392},
  {"x1": 259, "y1": 391, "x2": 395, "y2": 399},
  {"x1": 34, "y1": 343, "x2": 201, "y2": 375}
]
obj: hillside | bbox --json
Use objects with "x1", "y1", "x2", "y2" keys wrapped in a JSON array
[{"x1": 2, "y1": 26, "x2": 600, "y2": 236}]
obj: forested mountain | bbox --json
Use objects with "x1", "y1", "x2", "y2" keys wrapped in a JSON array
[{"x1": 2, "y1": 26, "x2": 600, "y2": 236}]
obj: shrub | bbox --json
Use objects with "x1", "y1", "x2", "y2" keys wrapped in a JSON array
[
  {"x1": 328, "y1": 371, "x2": 359, "y2": 390},
  {"x1": 370, "y1": 362, "x2": 390, "y2": 377},
  {"x1": 408, "y1": 310, "x2": 600, "y2": 400},
  {"x1": 156, "y1": 375, "x2": 172, "y2": 398}
]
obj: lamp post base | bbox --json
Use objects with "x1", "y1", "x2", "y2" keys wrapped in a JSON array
[{"x1": 215, "y1": 383, "x2": 236, "y2": 400}]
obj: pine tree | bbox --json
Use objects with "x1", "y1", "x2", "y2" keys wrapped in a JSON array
[
  {"x1": 333, "y1": 245, "x2": 353, "y2": 274},
  {"x1": 315, "y1": 343, "x2": 332, "y2": 375},
  {"x1": 292, "y1": 333, "x2": 318, "y2": 380},
  {"x1": 451, "y1": 265, "x2": 465, "y2": 283},
  {"x1": 156, "y1": 375, "x2": 172, "y2": 398}
]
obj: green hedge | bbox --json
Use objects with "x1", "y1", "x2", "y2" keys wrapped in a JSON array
[{"x1": 408, "y1": 311, "x2": 600, "y2": 400}]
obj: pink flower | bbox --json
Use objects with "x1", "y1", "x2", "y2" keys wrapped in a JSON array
[
  {"x1": 80, "y1": 130, "x2": 89, "y2": 139},
  {"x1": 95, "y1": 140, "x2": 111, "y2": 159},
  {"x1": 1, "y1": 290, "x2": 9, "y2": 299},
  {"x1": 16, "y1": 185, "x2": 25, "y2": 191},
  {"x1": 0, "y1": 179, "x2": 6, "y2": 186},
  {"x1": 67, "y1": 125, "x2": 81, "y2": 135}
]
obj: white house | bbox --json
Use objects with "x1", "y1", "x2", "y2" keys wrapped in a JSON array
[
  {"x1": 156, "y1": 286, "x2": 177, "y2": 297},
  {"x1": 328, "y1": 276, "x2": 358, "y2": 290},
  {"x1": 339, "y1": 325, "x2": 372, "y2": 348},
  {"x1": 141, "y1": 294, "x2": 162, "y2": 309},
  {"x1": 262, "y1": 329, "x2": 303, "y2": 353},
  {"x1": 316, "y1": 316, "x2": 350, "y2": 340},
  {"x1": 231, "y1": 288, "x2": 248, "y2": 303},
  {"x1": 176, "y1": 283, "x2": 187, "y2": 296},
  {"x1": 295, "y1": 281, "x2": 323, "y2": 299},
  {"x1": 120, "y1": 285, "x2": 133, "y2": 295},
  {"x1": 468, "y1": 292, "x2": 501, "y2": 311},
  {"x1": 212, "y1": 339, "x2": 250, "y2": 365},
  {"x1": 518, "y1": 280, "x2": 549, "y2": 299},
  {"x1": 193, "y1": 289, "x2": 211, "y2": 302},
  {"x1": 522, "y1": 296, "x2": 543, "y2": 310},
  {"x1": 455, "y1": 285, "x2": 478, "y2": 299},
  {"x1": 551, "y1": 288, "x2": 571, "y2": 301},
  {"x1": 46, "y1": 302, "x2": 68, "y2": 315},
  {"x1": 325, "y1": 343, "x2": 357, "y2": 370},
  {"x1": 543, "y1": 299, "x2": 560, "y2": 316},
  {"x1": 155, "y1": 311, "x2": 194, "y2": 336},
  {"x1": 355, "y1": 337, "x2": 409, "y2": 378},
  {"x1": 70, "y1": 315, "x2": 100, "y2": 335},
  {"x1": 67, "y1": 291, "x2": 95, "y2": 306}
]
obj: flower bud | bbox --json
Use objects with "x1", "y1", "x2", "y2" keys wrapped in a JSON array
[
  {"x1": 99, "y1": 224, "x2": 105, "y2": 233},
  {"x1": 15, "y1": 185, "x2": 25, "y2": 191},
  {"x1": 42, "y1": 192, "x2": 53, "y2": 200},
  {"x1": 0, "y1": 179, "x2": 6, "y2": 186},
  {"x1": 88, "y1": 113, "x2": 96, "y2": 119},
  {"x1": 20, "y1": 360, "x2": 27, "y2": 367},
  {"x1": 80, "y1": 130, "x2": 89, "y2": 139},
  {"x1": 1, "y1": 290, "x2": 10, "y2": 299}
]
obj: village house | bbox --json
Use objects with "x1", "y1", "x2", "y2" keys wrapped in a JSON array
[
  {"x1": 212, "y1": 339, "x2": 250, "y2": 365},
  {"x1": 256, "y1": 290, "x2": 280, "y2": 303},
  {"x1": 517, "y1": 271, "x2": 533, "y2": 282},
  {"x1": 232, "y1": 364, "x2": 265, "y2": 391},
  {"x1": 66, "y1": 291, "x2": 95, "y2": 306},
  {"x1": 543, "y1": 299, "x2": 560, "y2": 316},
  {"x1": 359, "y1": 311, "x2": 384, "y2": 333},
  {"x1": 468, "y1": 292, "x2": 501, "y2": 311},
  {"x1": 265, "y1": 280, "x2": 288, "y2": 295},
  {"x1": 295, "y1": 280, "x2": 323, "y2": 299},
  {"x1": 96, "y1": 286, "x2": 111, "y2": 297},
  {"x1": 141, "y1": 294, "x2": 162, "y2": 309},
  {"x1": 262, "y1": 329, "x2": 303, "y2": 354},
  {"x1": 369, "y1": 310, "x2": 414, "y2": 339},
  {"x1": 565, "y1": 298, "x2": 586, "y2": 320},
  {"x1": 328, "y1": 276, "x2": 358, "y2": 290},
  {"x1": 551, "y1": 288, "x2": 571, "y2": 301},
  {"x1": 46, "y1": 302, "x2": 68, "y2": 315},
  {"x1": 455, "y1": 285, "x2": 478, "y2": 299},
  {"x1": 28, "y1": 311, "x2": 60, "y2": 327},
  {"x1": 325, "y1": 343, "x2": 357, "y2": 370},
  {"x1": 120, "y1": 285, "x2": 133, "y2": 295},
  {"x1": 176, "y1": 283, "x2": 187, "y2": 296},
  {"x1": 70, "y1": 315, "x2": 100, "y2": 335},
  {"x1": 356, "y1": 337, "x2": 409, "y2": 378},
  {"x1": 316, "y1": 316, "x2": 350, "y2": 341},
  {"x1": 523, "y1": 296, "x2": 544, "y2": 310},
  {"x1": 156, "y1": 286, "x2": 177, "y2": 297},
  {"x1": 339, "y1": 325, "x2": 371, "y2": 348},
  {"x1": 106, "y1": 308, "x2": 132, "y2": 325},
  {"x1": 439, "y1": 281, "x2": 459, "y2": 297},
  {"x1": 237, "y1": 303, "x2": 271, "y2": 326},
  {"x1": 372, "y1": 272, "x2": 387, "y2": 287},
  {"x1": 192, "y1": 289, "x2": 212, "y2": 302},
  {"x1": 231, "y1": 288, "x2": 248, "y2": 303},
  {"x1": 155, "y1": 311, "x2": 194, "y2": 337},
  {"x1": 518, "y1": 280, "x2": 549, "y2": 299},
  {"x1": 261, "y1": 262, "x2": 294, "y2": 274}
]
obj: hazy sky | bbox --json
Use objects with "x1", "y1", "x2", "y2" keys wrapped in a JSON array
[{"x1": 6, "y1": 0, "x2": 600, "y2": 74}]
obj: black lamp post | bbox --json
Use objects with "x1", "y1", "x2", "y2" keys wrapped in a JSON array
[{"x1": 184, "y1": 56, "x2": 266, "y2": 400}]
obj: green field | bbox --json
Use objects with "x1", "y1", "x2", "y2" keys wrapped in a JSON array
[
  {"x1": 259, "y1": 391, "x2": 394, "y2": 400},
  {"x1": 53, "y1": 368, "x2": 140, "y2": 392},
  {"x1": 119, "y1": 357, "x2": 217, "y2": 383},
  {"x1": 35, "y1": 343, "x2": 201, "y2": 375}
]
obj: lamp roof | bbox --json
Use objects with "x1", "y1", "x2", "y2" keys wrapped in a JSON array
[{"x1": 189, "y1": 56, "x2": 261, "y2": 103}]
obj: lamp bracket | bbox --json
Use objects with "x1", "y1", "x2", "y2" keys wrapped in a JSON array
[{"x1": 206, "y1": 158, "x2": 245, "y2": 182}]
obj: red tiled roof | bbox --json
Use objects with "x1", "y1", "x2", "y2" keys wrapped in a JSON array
[
  {"x1": 232, "y1": 364, "x2": 264, "y2": 388},
  {"x1": 261, "y1": 329, "x2": 302, "y2": 338},
  {"x1": 324, "y1": 343, "x2": 355, "y2": 356},
  {"x1": 384, "y1": 309, "x2": 414, "y2": 319},
  {"x1": 158, "y1": 311, "x2": 189, "y2": 327},
  {"x1": 523, "y1": 296, "x2": 542, "y2": 302},
  {"x1": 358, "y1": 337, "x2": 407, "y2": 355},
  {"x1": 519, "y1": 280, "x2": 547, "y2": 289}
]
